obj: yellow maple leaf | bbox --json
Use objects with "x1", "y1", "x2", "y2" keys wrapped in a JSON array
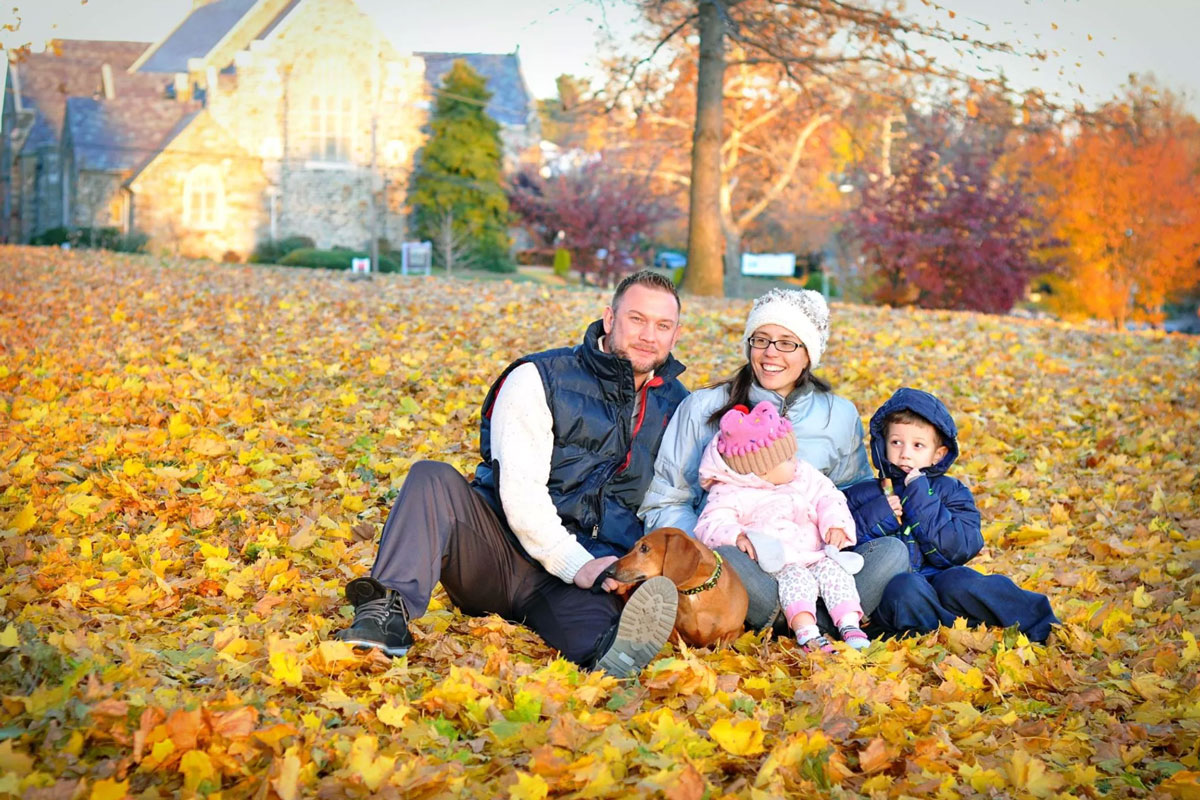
[
  {"x1": 66, "y1": 494, "x2": 102, "y2": 518},
  {"x1": 10, "y1": 502, "x2": 36, "y2": 533},
  {"x1": 508, "y1": 771, "x2": 549, "y2": 800},
  {"x1": 269, "y1": 647, "x2": 304, "y2": 687},
  {"x1": 376, "y1": 699, "x2": 411, "y2": 728},
  {"x1": 1006, "y1": 749, "x2": 1064, "y2": 798},
  {"x1": 168, "y1": 413, "x2": 193, "y2": 439},
  {"x1": 1132, "y1": 585, "x2": 1152, "y2": 609},
  {"x1": 1158, "y1": 771, "x2": 1200, "y2": 800},
  {"x1": 179, "y1": 750, "x2": 216, "y2": 794},
  {"x1": 708, "y1": 718, "x2": 765, "y2": 756},
  {"x1": 347, "y1": 735, "x2": 395, "y2": 792},
  {"x1": 272, "y1": 748, "x2": 302, "y2": 800},
  {"x1": 1181, "y1": 631, "x2": 1200, "y2": 665},
  {"x1": 0, "y1": 625, "x2": 18, "y2": 648},
  {"x1": 90, "y1": 777, "x2": 130, "y2": 800}
]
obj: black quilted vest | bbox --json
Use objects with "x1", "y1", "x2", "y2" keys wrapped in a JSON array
[{"x1": 472, "y1": 319, "x2": 687, "y2": 559}]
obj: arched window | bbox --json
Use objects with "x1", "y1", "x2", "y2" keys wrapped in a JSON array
[
  {"x1": 307, "y1": 59, "x2": 355, "y2": 162},
  {"x1": 182, "y1": 165, "x2": 224, "y2": 230}
]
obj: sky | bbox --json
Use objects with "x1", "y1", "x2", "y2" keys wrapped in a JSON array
[{"x1": 1, "y1": 0, "x2": 1197, "y2": 113}]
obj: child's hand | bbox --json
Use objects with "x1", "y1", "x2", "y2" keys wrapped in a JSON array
[
  {"x1": 826, "y1": 527, "x2": 851, "y2": 550},
  {"x1": 735, "y1": 533, "x2": 757, "y2": 561},
  {"x1": 887, "y1": 494, "x2": 903, "y2": 520},
  {"x1": 904, "y1": 468, "x2": 924, "y2": 486}
]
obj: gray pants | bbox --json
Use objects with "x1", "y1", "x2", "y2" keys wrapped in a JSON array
[
  {"x1": 369, "y1": 461, "x2": 622, "y2": 665},
  {"x1": 718, "y1": 536, "x2": 909, "y2": 635}
]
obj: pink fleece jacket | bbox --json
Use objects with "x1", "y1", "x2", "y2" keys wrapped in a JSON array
[{"x1": 694, "y1": 435, "x2": 856, "y2": 568}]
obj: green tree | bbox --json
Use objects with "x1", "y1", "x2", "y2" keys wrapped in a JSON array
[{"x1": 409, "y1": 59, "x2": 512, "y2": 272}]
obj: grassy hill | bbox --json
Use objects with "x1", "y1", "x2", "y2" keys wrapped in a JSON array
[{"x1": 1, "y1": 247, "x2": 1198, "y2": 798}]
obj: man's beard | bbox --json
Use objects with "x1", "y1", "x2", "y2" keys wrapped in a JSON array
[{"x1": 609, "y1": 343, "x2": 667, "y2": 376}]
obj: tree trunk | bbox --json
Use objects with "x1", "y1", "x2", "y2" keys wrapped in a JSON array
[{"x1": 681, "y1": 0, "x2": 726, "y2": 297}]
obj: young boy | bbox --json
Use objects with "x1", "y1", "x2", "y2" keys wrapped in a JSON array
[{"x1": 844, "y1": 387, "x2": 1059, "y2": 643}]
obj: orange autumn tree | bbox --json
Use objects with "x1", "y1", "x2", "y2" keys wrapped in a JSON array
[{"x1": 1039, "y1": 86, "x2": 1200, "y2": 328}]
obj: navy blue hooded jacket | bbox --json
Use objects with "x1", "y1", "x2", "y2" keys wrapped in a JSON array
[
  {"x1": 843, "y1": 388, "x2": 983, "y2": 575},
  {"x1": 472, "y1": 319, "x2": 688, "y2": 560}
]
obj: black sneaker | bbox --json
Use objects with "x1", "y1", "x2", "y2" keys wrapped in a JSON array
[
  {"x1": 334, "y1": 577, "x2": 413, "y2": 657},
  {"x1": 594, "y1": 576, "x2": 678, "y2": 678}
]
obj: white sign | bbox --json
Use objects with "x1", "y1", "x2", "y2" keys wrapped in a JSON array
[
  {"x1": 351, "y1": 257, "x2": 371, "y2": 274},
  {"x1": 741, "y1": 252, "x2": 796, "y2": 277},
  {"x1": 401, "y1": 241, "x2": 433, "y2": 276}
]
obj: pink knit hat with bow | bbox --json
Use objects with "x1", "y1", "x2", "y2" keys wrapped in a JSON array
[{"x1": 717, "y1": 401, "x2": 797, "y2": 475}]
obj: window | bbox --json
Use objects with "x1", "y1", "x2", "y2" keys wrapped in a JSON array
[
  {"x1": 306, "y1": 59, "x2": 355, "y2": 162},
  {"x1": 182, "y1": 165, "x2": 224, "y2": 230}
]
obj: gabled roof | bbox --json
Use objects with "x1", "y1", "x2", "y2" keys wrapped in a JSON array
[
  {"x1": 65, "y1": 95, "x2": 198, "y2": 172},
  {"x1": 416, "y1": 52, "x2": 533, "y2": 127},
  {"x1": 20, "y1": 109, "x2": 56, "y2": 155},
  {"x1": 256, "y1": 0, "x2": 304, "y2": 41},
  {"x1": 10, "y1": 40, "x2": 153, "y2": 151},
  {"x1": 136, "y1": 0, "x2": 258, "y2": 73}
]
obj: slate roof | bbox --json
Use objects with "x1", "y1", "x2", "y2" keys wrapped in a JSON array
[
  {"x1": 65, "y1": 96, "x2": 198, "y2": 172},
  {"x1": 12, "y1": 40, "x2": 153, "y2": 154},
  {"x1": 137, "y1": 0, "x2": 258, "y2": 73},
  {"x1": 416, "y1": 52, "x2": 534, "y2": 127}
]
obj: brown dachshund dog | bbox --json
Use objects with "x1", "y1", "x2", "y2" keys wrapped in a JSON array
[{"x1": 607, "y1": 527, "x2": 749, "y2": 648}]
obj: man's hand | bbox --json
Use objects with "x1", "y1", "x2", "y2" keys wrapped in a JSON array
[
  {"x1": 573, "y1": 555, "x2": 619, "y2": 592},
  {"x1": 826, "y1": 527, "x2": 851, "y2": 550},
  {"x1": 887, "y1": 494, "x2": 903, "y2": 520},
  {"x1": 735, "y1": 533, "x2": 757, "y2": 561}
]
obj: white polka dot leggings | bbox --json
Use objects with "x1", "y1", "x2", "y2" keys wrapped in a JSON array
[{"x1": 774, "y1": 557, "x2": 864, "y2": 627}]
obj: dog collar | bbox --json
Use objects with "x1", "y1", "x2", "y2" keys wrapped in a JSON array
[{"x1": 680, "y1": 551, "x2": 723, "y2": 595}]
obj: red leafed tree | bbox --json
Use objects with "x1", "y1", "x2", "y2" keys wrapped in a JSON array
[
  {"x1": 846, "y1": 119, "x2": 1052, "y2": 314},
  {"x1": 509, "y1": 157, "x2": 679, "y2": 285}
]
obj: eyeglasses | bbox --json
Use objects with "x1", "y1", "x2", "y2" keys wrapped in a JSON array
[{"x1": 747, "y1": 335, "x2": 806, "y2": 353}]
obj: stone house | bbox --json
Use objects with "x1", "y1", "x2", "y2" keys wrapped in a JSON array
[{"x1": 1, "y1": 0, "x2": 539, "y2": 259}]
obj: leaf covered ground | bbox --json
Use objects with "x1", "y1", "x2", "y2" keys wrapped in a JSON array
[{"x1": 1, "y1": 247, "x2": 1198, "y2": 800}]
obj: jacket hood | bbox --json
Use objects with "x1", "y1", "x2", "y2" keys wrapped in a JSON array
[
  {"x1": 868, "y1": 387, "x2": 958, "y2": 480},
  {"x1": 698, "y1": 436, "x2": 781, "y2": 491}
]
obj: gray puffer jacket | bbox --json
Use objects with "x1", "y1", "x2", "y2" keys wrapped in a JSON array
[{"x1": 639, "y1": 381, "x2": 872, "y2": 536}]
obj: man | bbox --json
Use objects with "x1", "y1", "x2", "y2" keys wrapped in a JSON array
[{"x1": 335, "y1": 271, "x2": 689, "y2": 677}]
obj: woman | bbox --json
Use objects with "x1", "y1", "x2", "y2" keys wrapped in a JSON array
[{"x1": 639, "y1": 288, "x2": 909, "y2": 637}]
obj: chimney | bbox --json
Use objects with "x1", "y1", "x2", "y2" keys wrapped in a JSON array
[{"x1": 101, "y1": 63, "x2": 115, "y2": 100}]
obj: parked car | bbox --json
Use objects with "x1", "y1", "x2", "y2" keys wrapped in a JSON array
[{"x1": 655, "y1": 250, "x2": 687, "y2": 269}]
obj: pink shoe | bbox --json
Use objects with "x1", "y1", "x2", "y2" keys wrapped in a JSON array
[
  {"x1": 797, "y1": 633, "x2": 836, "y2": 654},
  {"x1": 839, "y1": 624, "x2": 871, "y2": 650}
]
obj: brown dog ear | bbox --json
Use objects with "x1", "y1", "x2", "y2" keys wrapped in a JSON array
[{"x1": 659, "y1": 528, "x2": 702, "y2": 586}]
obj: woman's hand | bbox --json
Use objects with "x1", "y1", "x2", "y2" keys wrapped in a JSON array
[
  {"x1": 826, "y1": 527, "x2": 851, "y2": 550},
  {"x1": 735, "y1": 533, "x2": 757, "y2": 561}
]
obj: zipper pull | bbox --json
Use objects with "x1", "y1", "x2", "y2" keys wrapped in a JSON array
[{"x1": 591, "y1": 525, "x2": 599, "y2": 539}]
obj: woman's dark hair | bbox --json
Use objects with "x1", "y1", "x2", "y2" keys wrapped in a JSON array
[{"x1": 705, "y1": 361, "x2": 833, "y2": 427}]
